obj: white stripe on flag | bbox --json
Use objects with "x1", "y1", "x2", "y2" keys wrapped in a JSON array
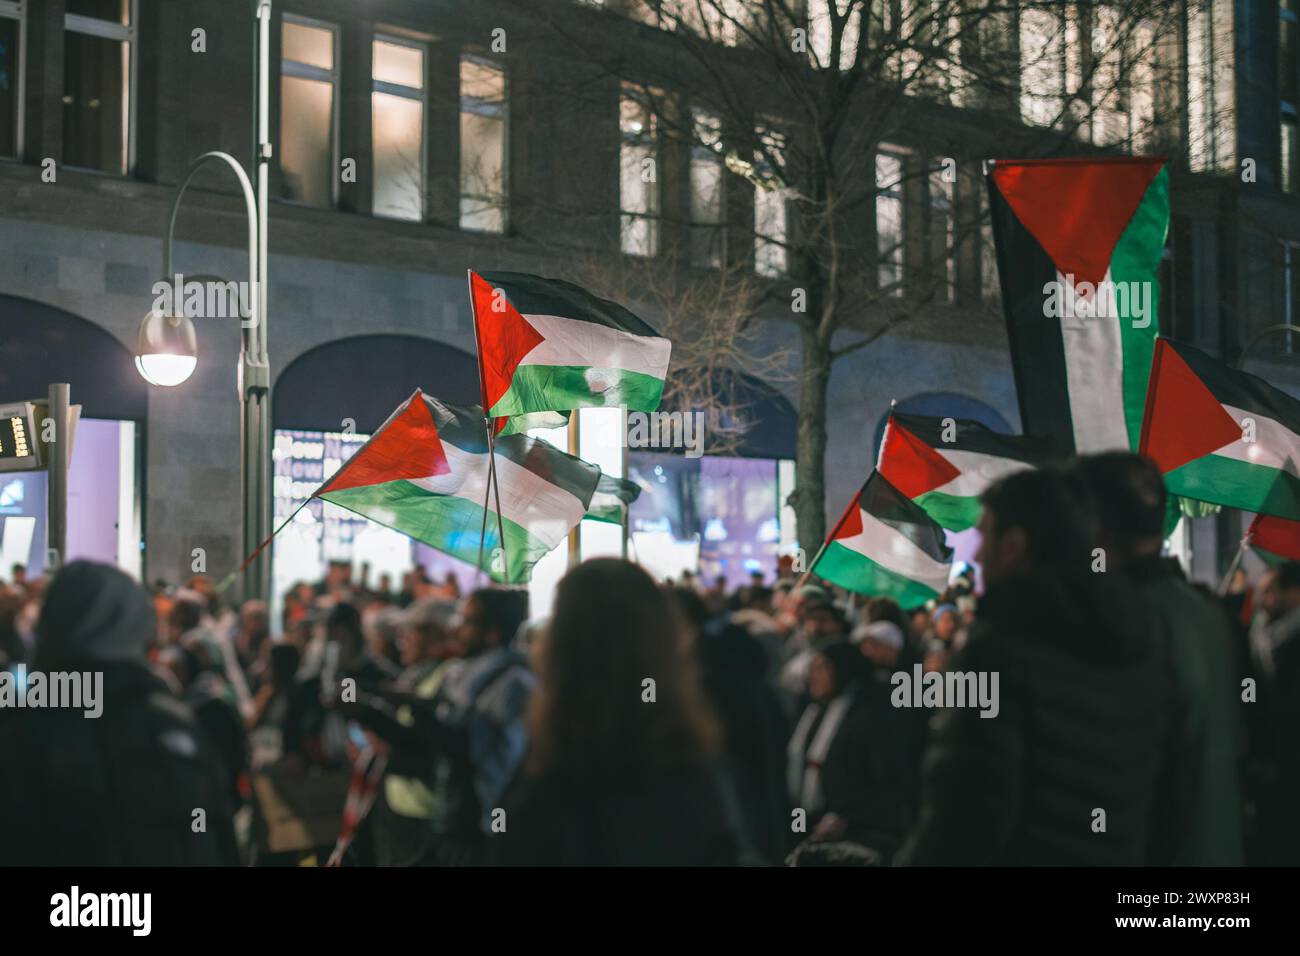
[
  {"x1": 835, "y1": 507, "x2": 951, "y2": 593},
  {"x1": 934, "y1": 449, "x2": 1035, "y2": 497},
  {"x1": 1057, "y1": 267, "x2": 1130, "y2": 453},
  {"x1": 411, "y1": 443, "x2": 585, "y2": 549},
  {"x1": 1208, "y1": 404, "x2": 1300, "y2": 475},
  {"x1": 519, "y1": 312, "x2": 672, "y2": 380}
]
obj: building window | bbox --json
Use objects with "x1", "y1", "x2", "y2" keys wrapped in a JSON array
[
  {"x1": 928, "y1": 166, "x2": 953, "y2": 302},
  {"x1": 372, "y1": 35, "x2": 426, "y2": 222},
  {"x1": 63, "y1": 0, "x2": 134, "y2": 174},
  {"x1": 1090, "y1": 5, "x2": 1126, "y2": 146},
  {"x1": 1128, "y1": 19, "x2": 1157, "y2": 151},
  {"x1": 279, "y1": 15, "x2": 337, "y2": 207},
  {"x1": 620, "y1": 86, "x2": 659, "y2": 257},
  {"x1": 0, "y1": 1, "x2": 22, "y2": 159},
  {"x1": 460, "y1": 55, "x2": 507, "y2": 232},
  {"x1": 876, "y1": 151, "x2": 905, "y2": 296},
  {"x1": 980, "y1": 187, "x2": 999, "y2": 304},
  {"x1": 1019, "y1": 4, "x2": 1065, "y2": 127},
  {"x1": 690, "y1": 109, "x2": 725, "y2": 268},
  {"x1": 1187, "y1": 0, "x2": 1235, "y2": 172},
  {"x1": 754, "y1": 123, "x2": 788, "y2": 278},
  {"x1": 1284, "y1": 0, "x2": 1298, "y2": 194}
]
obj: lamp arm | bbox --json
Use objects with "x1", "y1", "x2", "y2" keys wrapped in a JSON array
[{"x1": 162, "y1": 151, "x2": 260, "y2": 340}]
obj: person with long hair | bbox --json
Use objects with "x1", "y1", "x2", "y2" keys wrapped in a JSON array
[{"x1": 495, "y1": 559, "x2": 752, "y2": 865}]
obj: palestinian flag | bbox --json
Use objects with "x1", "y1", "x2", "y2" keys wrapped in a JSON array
[
  {"x1": 315, "y1": 390, "x2": 600, "y2": 583},
  {"x1": 1140, "y1": 337, "x2": 1300, "y2": 520},
  {"x1": 470, "y1": 270, "x2": 672, "y2": 433},
  {"x1": 810, "y1": 471, "x2": 953, "y2": 605},
  {"x1": 584, "y1": 473, "x2": 642, "y2": 525},
  {"x1": 988, "y1": 157, "x2": 1169, "y2": 456},
  {"x1": 877, "y1": 411, "x2": 1053, "y2": 531},
  {"x1": 1249, "y1": 514, "x2": 1300, "y2": 563}
]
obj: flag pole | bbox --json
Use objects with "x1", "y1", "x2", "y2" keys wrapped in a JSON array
[
  {"x1": 567, "y1": 411, "x2": 581, "y2": 569},
  {"x1": 467, "y1": 268, "x2": 506, "y2": 581},
  {"x1": 794, "y1": 478, "x2": 866, "y2": 590},
  {"x1": 1217, "y1": 524, "x2": 1255, "y2": 597}
]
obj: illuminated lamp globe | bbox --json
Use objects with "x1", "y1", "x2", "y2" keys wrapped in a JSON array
[{"x1": 135, "y1": 308, "x2": 198, "y2": 387}]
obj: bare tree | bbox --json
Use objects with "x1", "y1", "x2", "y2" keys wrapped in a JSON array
[{"x1": 499, "y1": 0, "x2": 1198, "y2": 545}]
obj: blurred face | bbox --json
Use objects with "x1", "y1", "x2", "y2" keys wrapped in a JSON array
[
  {"x1": 398, "y1": 626, "x2": 440, "y2": 667},
  {"x1": 974, "y1": 509, "x2": 1028, "y2": 588},
  {"x1": 456, "y1": 596, "x2": 492, "y2": 656},
  {"x1": 808, "y1": 653, "x2": 836, "y2": 702},
  {"x1": 804, "y1": 606, "x2": 843, "y2": 640},
  {"x1": 860, "y1": 637, "x2": 899, "y2": 668},
  {"x1": 933, "y1": 611, "x2": 958, "y2": 642},
  {"x1": 1260, "y1": 570, "x2": 1300, "y2": 621}
]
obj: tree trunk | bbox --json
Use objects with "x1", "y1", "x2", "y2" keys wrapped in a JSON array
[{"x1": 790, "y1": 322, "x2": 832, "y2": 554}]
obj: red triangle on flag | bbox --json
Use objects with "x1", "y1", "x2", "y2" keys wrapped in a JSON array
[
  {"x1": 1250, "y1": 514, "x2": 1300, "y2": 561},
  {"x1": 1139, "y1": 339, "x2": 1242, "y2": 474},
  {"x1": 990, "y1": 158, "x2": 1164, "y2": 288},
  {"x1": 318, "y1": 391, "x2": 449, "y2": 494},
  {"x1": 832, "y1": 493, "x2": 864, "y2": 541},
  {"x1": 471, "y1": 271, "x2": 545, "y2": 412},
  {"x1": 878, "y1": 416, "x2": 962, "y2": 499}
]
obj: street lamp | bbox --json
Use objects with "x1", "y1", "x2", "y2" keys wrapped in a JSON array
[
  {"x1": 134, "y1": 309, "x2": 198, "y2": 386},
  {"x1": 134, "y1": 0, "x2": 274, "y2": 602}
]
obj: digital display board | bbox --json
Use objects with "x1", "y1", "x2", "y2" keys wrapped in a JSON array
[
  {"x1": 0, "y1": 415, "x2": 31, "y2": 460},
  {"x1": 0, "y1": 403, "x2": 40, "y2": 471}
]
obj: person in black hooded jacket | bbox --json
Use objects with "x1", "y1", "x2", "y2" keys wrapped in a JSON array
[
  {"x1": 0, "y1": 561, "x2": 238, "y2": 866},
  {"x1": 895, "y1": 468, "x2": 1192, "y2": 866}
]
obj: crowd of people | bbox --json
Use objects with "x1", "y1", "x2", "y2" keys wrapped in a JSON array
[{"x1": 1, "y1": 450, "x2": 1298, "y2": 866}]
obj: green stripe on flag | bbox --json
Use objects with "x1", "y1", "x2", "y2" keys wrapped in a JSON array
[
  {"x1": 489, "y1": 365, "x2": 666, "y2": 419},
  {"x1": 1111, "y1": 167, "x2": 1169, "y2": 451},
  {"x1": 913, "y1": 490, "x2": 982, "y2": 532},
  {"x1": 320, "y1": 480, "x2": 558, "y2": 583},
  {"x1": 813, "y1": 540, "x2": 945, "y2": 606},
  {"x1": 1164, "y1": 454, "x2": 1300, "y2": 521}
]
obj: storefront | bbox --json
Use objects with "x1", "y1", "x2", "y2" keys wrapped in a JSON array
[
  {"x1": 0, "y1": 296, "x2": 145, "y2": 578},
  {"x1": 270, "y1": 333, "x2": 481, "y2": 603},
  {"x1": 627, "y1": 372, "x2": 798, "y2": 588}
]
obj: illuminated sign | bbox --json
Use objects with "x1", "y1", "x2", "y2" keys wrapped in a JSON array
[
  {"x1": 0, "y1": 401, "x2": 81, "y2": 473},
  {"x1": 0, "y1": 403, "x2": 40, "y2": 472}
]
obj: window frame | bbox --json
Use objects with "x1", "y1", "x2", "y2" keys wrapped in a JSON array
[
  {"x1": 279, "y1": 12, "x2": 340, "y2": 208},
  {"x1": 689, "y1": 106, "x2": 726, "y2": 269},
  {"x1": 63, "y1": 0, "x2": 137, "y2": 175},
  {"x1": 458, "y1": 51, "x2": 509, "y2": 234},
  {"x1": 619, "y1": 83, "x2": 660, "y2": 258},
  {"x1": 0, "y1": 0, "x2": 25, "y2": 161},
  {"x1": 370, "y1": 30, "x2": 427, "y2": 222},
  {"x1": 875, "y1": 147, "x2": 908, "y2": 297}
]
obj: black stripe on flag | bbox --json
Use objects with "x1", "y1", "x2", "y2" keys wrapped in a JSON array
[
  {"x1": 423, "y1": 395, "x2": 601, "y2": 505},
  {"x1": 479, "y1": 271, "x2": 664, "y2": 339},
  {"x1": 1168, "y1": 339, "x2": 1300, "y2": 432},
  {"x1": 987, "y1": 175, "x2": 1076, "y2": 457},
  {"x1": 892, "y1": 412, "x2": 1059, "y2": 466},
  {"x1": 858, "y1": 471, "x2": 953, "y2": 564}
]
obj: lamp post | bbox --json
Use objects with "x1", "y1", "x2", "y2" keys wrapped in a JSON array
[{"x1": 135, "y1": 0, "x2": 274, "y2": 601}]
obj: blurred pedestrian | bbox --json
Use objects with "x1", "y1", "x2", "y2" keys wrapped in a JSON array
[
  {"x1": 896, "y1": 469, "x2": 1186, "y2": 866},
  {"x1": 496, "y1": 560, "x2": 751, "y2": 865},
  {"x1": 0, "y1": 561, "x2": 237, "y2": 865}
]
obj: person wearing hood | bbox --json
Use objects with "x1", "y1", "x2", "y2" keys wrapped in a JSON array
[
  {"x1": 895, "y1": 469, "x2": 1190, "y2": 866},
  {"x1": 787, "y1": 638, "x2": 911, "y2": 861},
  {"x1": 0, "y1": 561, "x2": 238, "y2": 865}
]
